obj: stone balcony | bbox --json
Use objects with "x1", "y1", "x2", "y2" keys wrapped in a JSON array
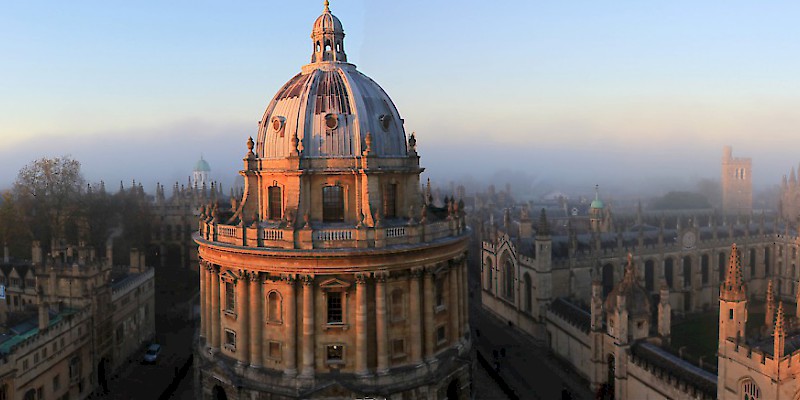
[{"x1": 198, "y1": 216, "x2": 467, "y2": 250}]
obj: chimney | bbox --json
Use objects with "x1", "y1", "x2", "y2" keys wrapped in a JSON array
[
  {"x1": 31, "y1": 241, "x2": 42, "y2": 265},
  {"x1": 3, "y1": 244, "x2": 8, "y2": 264}
]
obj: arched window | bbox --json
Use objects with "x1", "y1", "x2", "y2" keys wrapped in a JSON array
[
  {"x1": 701, "y1": 254, "x2": 709, "y2": 285},
  {"x1": 336, "y1": 42, "x2": 341, "y2": 52},
  {"x1": 324, "y1": 40, "x2": 332, "y2": 52},
  {"x1": 316, "y1": 42, "x2": 321, "y2": 52},
  {"x1": 664, "y1": 258, "x2": 674, "y2": 289},
  {"x1": 749, "y1": 249, "x2": 757, "y2": 278},
  {"x1": 602, "y1": 263, "x2": 614, "y2": 297},
  {"x1": 268, "y1": 186, "x2": 282, "y2": 220},
  {"x1": 391, "y1": 289, "x2": 404, "y2": 321},
  {"x1": 645, "y1": 260, "x2": 655, "y2": 292},
  {"x1": 523, "y1": 273, "x2": 532, "y2": 313},
  {"x1": 503, "y1": 258, "x2": 515, "y2": 300},
  {"x1": 322, "y1": 185, "x2": 344, "y2": 222},
  {"x1": 764, "y1": 248, "x2": 770, "y2": 276},
  {"x1": 741, "y1": 379, "x2": 761, "y2": 400},
  {"x1": 267, "y1": 291, "x2": 282, "y2": 323},
  {"x1": 485, "y1": 258, "x2": 494, "y2": 292}
]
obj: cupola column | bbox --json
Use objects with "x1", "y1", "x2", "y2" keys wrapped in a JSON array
[
  {"x1": 199, "y1": 262, "x2": 208, "y2": 343},
  {"x1": 283, "y1": 276, "x2": 298, "y2": 376},
  {"x1": 355, "y1": 273, "x2": 369, "y2": 375},
  {"x1": 375, "y1": 272, "x2": 389, "y2": 374},
  {"x1": 211, "y1": 265, "x2": 221, "y2": 350},
  {"x1": 409, "y1": 268, "x2": 423, "y2": 365},
  {"x1": 248, "y1": 273, "x2": 262, "y2": 368},
  {"x1": 301, "y1": 276, "x2": 315, "y2": 378},
  {"x1": 423, "y1": 268, "x2": 436, "y2": 362},
  {"x1": 236, "y1": 272, "x2": 250, "y2": 366}
]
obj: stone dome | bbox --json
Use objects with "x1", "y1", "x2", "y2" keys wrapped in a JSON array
[
  {"x1": 604, "y1": 255, "x2": 651, "y2": 318},
  {"x1": 255, "y1": 3, "x2": 407, "y2": 160}
]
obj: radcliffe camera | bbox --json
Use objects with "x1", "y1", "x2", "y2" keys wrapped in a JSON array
[{"x1": 0, "y1": 2, "x2": 796, "y2": 400}]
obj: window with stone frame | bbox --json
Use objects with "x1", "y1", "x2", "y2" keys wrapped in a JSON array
[
  {"x1": 436, "y1": 325, "x2": 446, "y2": 345},
  {"x1": 268, "y1": 186, "x2": 282, "y2": 220},
  {"x1": 392, "y1": 338, "x2": 405, "y2": 358},
  {"x1": 327, "y1": 291, "x2": 343, "y2": 324},
  {"x1": 224, "y1": 329, "x2": 236, "y2": 352},
  {"x1": 225, "y1": 281, "x2": 235, "y2": 313},
  {"x1": 326, "y1": 344, "x2": 344, "y2": 364},
  {"x1": 322, "y1": 185, "x2": 344, "y2": 222},
  {"x1": 390, "y1": 289, "x2": 405, "y2": 322},
  {"x1": 267, "y1": 291, "x2": 282, "y2": 323},
  {"x1": 267, "y1": 341, "x2": 281, "y2": 360},
  {"x1": 741, "y1": 380, "x2": 761, "y2": 400},
  {"x1": 435, "y1": 276, "x2": 445, "y2": 310},
  {"x1": 384, "y1": 183, "x2": 398, "y2": 218}
]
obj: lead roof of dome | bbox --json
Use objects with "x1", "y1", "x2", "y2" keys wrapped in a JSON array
[{"x1": 255, "y1": 2, "x2": 408, "y2": 159}]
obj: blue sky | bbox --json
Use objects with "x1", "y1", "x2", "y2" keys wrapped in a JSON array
[{"x1": 1, "y1": 1, "x2": 799, "y2": 194}]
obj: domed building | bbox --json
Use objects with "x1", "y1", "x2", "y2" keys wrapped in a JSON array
[
  {"x1": 193, "y1": 155, "x2": 211, "y2": 189},
  {"x1": 195, "y1": 3, "x2": 471, "y2": 399}
]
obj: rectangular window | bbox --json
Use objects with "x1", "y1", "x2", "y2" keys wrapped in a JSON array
[
  {"x1": 729, "y1": 309, "x2": 734, "y2": 320},
  {"x1": 384, "y1": 183, "x2": 397, "y2": 218},
  {"x1": 225, "y1": 282, "x2": 235, "y2": 313},
  {"x1": 326, "y1": 344, "x2": 344, "y2": 363},
  {"x1": 390, "y1": 290, "x2": 404, "y2": 321},
  {"x1": 327, "y1": 292, "x2": 343, "y2": 324},
  {"x1": 268, "y1": 341, "x2": 282, "y2": 360},
  {"x1": 53, "y1": 374, "x2": 60, "y2": 391},
  {"x1": 225, "y1": 329, "x2": 236, "y2": 352},
  {"x1": 22, "y1": 359, "x2": 28, "y2": 371},
  {"x1": 392, "y1": 338, "x2": 405, "y2": 358},
  {"x1": 322, "y1": 185, "x2": 344, "y2": 222},
  {"x1": 36, "y1": 387, "x2": 43, "y2": 400},
  {"x1": 436, "y1": 326, "x2": 446, "y2": 344},
  {"x1": 69, "y1": 356, "x2": 80, "y2": 380},
  {"x1": 435, "y1": 277, "x2": 445, "y2": 308},
  {"x1": 268, "y1": 186, "x2": 282, "y2": 220}
]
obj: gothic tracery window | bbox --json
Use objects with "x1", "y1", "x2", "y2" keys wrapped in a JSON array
[{"x1": 741, "y1": 380, "x2": 761, "y2": 400}]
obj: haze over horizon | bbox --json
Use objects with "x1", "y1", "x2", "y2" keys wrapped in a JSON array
[{"x1": 2, "y1": 1, "x2": 799, "y2": 196}]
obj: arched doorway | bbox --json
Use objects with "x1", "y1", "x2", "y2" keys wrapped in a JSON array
[
  {"x1": 446, "y1": 379, "x2": 459, "y2": 399},
  {"x1": 212, "y1": 385, "x2": 228, "y2": 400}
]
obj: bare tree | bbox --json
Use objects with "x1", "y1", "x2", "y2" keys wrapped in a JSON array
[{"x1": 13, "y1": 156, "x2": 85, "y2": 249}]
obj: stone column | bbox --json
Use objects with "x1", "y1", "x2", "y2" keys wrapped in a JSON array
[
  {"x1": 300, "y1": 276, "x2": 315, "y2": 378},
  {"x1": 409, "y1": 268, "x2": 423, "y2": 365},
  {"x1": 284, "y1": 275, "x2": 297, "y2": 376},
  {"x1": 199, "y1": 261, "x2": 207, "y2": 343},
  {"x1": 449, "y1": 266, "x2": 459, "y2": 343},
  {"x1": 423, "y1": 268, "x2": 436, "y2": 361},
  {"x1": 236, "y1": 271, "x2": 250, "y2": 366},
  {"x1": 211, "y1": 265, "x2": 221, "y2": 350},
  {"x1": 249, "y1": 272, "x2": 262, "y2": 368},
  {"x1": 461, "y1": 258, "x2": 469, "y2": 340},
  {"x1": 355, "y1": 273, "x2": 369, "y2": 376},
  {"x1": 375, "y1": 272, "x2": 389, "y2": 374}
]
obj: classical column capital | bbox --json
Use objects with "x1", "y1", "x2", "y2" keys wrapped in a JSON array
[
  {"x1": 237, "y1": 269, "x2": 250, "y2": 282},
  {"x1": 374, "y1": 271, "x2": 389, "y2": 283},
  {"x1": 301, "y1": 274, "x2": 315, "y2": 285},
  {"x1": 247, "y1": 271, "x2": 262, "y2": 283},
  {"x1": 355, "y1": 273, "x2": 368, "y2": 284},
  {"x1": 410, "y1": 267, "x2": 424, "y2": 278},
  {"x1": 282, "y1": 273, "x2": 297, "y2": 284}
]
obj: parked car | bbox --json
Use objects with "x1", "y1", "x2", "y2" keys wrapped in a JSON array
[{"x1": 143, "y1": 344, "x2": 161, "y2": 364}]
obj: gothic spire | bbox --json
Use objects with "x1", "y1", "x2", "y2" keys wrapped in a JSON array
[
  {"x1": 775, "y1": 301, "x2": 785, "y2": 359},
  {"x1": 720, "y1": 243, "x2": 746, "y2": 302}
]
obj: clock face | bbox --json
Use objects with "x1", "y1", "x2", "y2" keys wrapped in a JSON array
[{"x1": 682, "y1": 231, "x2": 696, "y2": 248}]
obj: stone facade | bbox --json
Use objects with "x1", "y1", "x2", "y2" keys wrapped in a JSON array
[
  {"x1": 721, "y1": 146, "x2": 752, "y2": 215},
  {"x1": 194, "y1": 3, "x2": 471, "y2": 399}
]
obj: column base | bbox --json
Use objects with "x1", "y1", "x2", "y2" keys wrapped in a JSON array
[
  {"x1": 356, "y1": 370, "x2": 372, "y2": 378},
  {"x1": 249, "y1": 363, "x2": 262, "y2": 370},
  {"x1": 299, "y1": 368, "x2": 315, "y2": 379},
  {"x1": 376, "y1": 368, "x2": 390, "y2": 376},
  {"x1": 283, "y1": 368, "x2": 297, "y2": 377}
]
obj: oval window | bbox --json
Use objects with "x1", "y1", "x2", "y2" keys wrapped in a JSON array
[
  {"x1": 272, "y1": 117, "x2": 284, "y2": 132},
  {"x1": 325, "y1": 113, "x2": 338, "y2": 130},
  {"x1": 379, "y1": 114, "x2": 391, "y2": 131}
]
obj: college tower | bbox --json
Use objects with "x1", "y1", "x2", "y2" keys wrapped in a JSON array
[{"x1": 194, "y1": 3, "x2": 471, "y2": 399}]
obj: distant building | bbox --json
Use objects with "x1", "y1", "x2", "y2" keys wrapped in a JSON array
[
  {"x1": 0, "y1": 241, "x2": 155, "y2": 399},
  {"x1": 194, "y1": 3, "x2": 470, "y2": 399},
  {"x1": 721, "y1": 146, "x2": 752, "y2": 215},
  {"x1": 193, "y1": 156, "x2": 211, "y2": 189}
]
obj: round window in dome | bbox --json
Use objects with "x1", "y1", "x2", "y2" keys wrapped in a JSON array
[
  {"x1": 272, "y1": 117, "x2": 284, "y2": 132},
  {"x1": 379, "y1": 114, "x2": 392, "y2": 131},
  {"x1": 325, "y1": 113, "x2": 339, "y2": 130}
]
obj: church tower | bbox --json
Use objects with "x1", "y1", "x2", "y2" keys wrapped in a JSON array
[
  {"x1": 721, "y1": 146, "x2": 752, "y2": 215},
  {"x1": 719, "y1": 243, "x2": 747, "y2": 344}
]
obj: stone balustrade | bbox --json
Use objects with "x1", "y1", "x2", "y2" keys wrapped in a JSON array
[{"x1": 199, "y1": 217, "x2": 465, "y2": 250}]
